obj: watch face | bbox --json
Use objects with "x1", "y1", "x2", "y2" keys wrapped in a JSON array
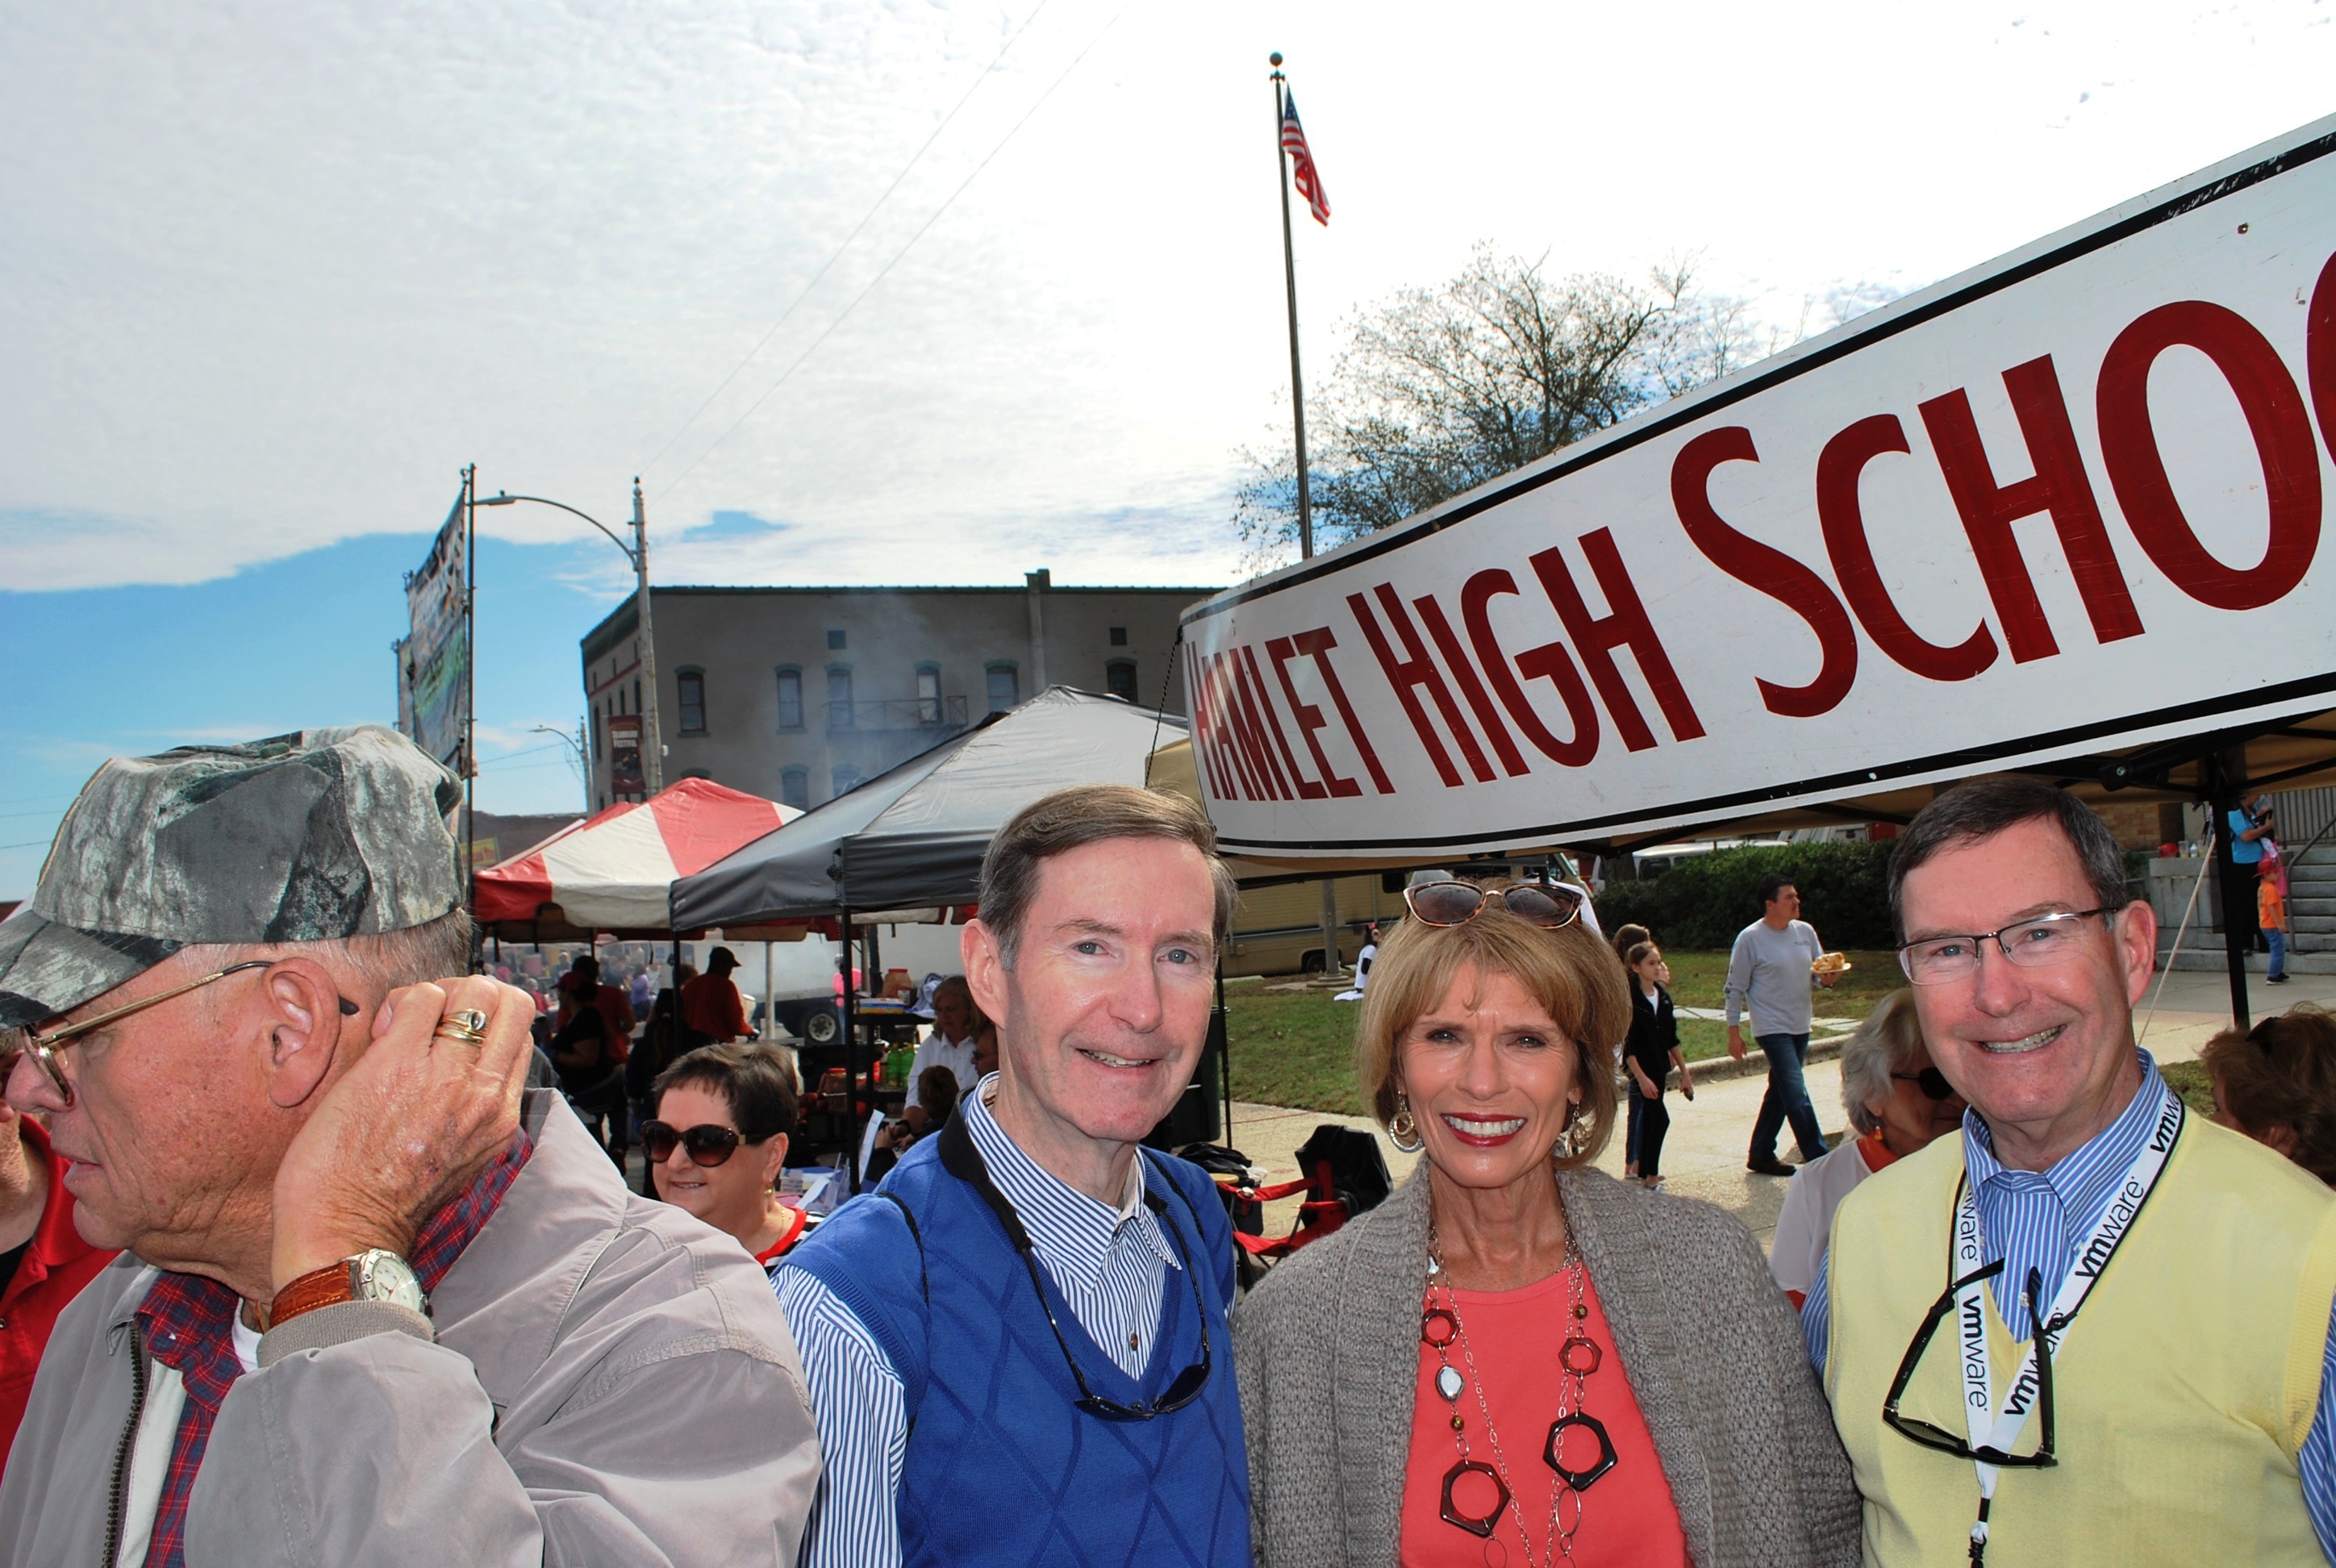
[{"x1": 353, "y1": 1250, "x2": 430, "y2": 1316}]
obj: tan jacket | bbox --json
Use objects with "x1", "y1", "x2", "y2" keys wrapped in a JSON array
[
  {"x1": 0, "y1": 1091, "x2": 820, "y2": 1566},
  {"x1": 1233, "y1": 1164, "x2": 1860, "y2": 1568}
]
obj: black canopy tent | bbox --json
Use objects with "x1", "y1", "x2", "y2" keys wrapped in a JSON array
[{"x1": 672, "y1": 687, "x2": 1200, "y2": 1185}]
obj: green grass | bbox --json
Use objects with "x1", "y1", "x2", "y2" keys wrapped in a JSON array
[
  {"x1": 2160, "y1": 1058, "x2": 2217, "y2": 1116},
  {"x1": 1221, "y1": 949, "x2": 1902, "y2": 1109},
  {"x1": 1224, "y1": 988, "x2": 1371, "y2": 1116}
]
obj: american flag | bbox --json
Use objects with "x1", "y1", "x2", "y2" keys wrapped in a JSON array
[{"x1": 1280, "y1": 89, "x2": 1330, "y2": 226}]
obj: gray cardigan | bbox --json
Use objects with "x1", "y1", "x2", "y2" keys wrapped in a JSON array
[{"x1": 1233, "y1": 1164, "x2": 1860, "y2": 1567}]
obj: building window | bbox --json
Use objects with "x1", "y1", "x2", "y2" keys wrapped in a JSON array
[
  {"x1": 591, "y1": 705, "x2": 603, "y2": 760},
  {"x1": 780, "y1": 767, "x2": 809, "y2": 811},
  {"x1": 1109, "y1": 626, "x2": 1128, "y2": 646},
  {"x1": 916, "y1": 665, "x2": 942, "y2": 724},
  {"x1": 832, "y1": 765, "x2": 863, "y2": 798},
  {"x1": 828, "y1": 666, "x2": 854, "y2": 728},
  {"x1": 987, "y1": 663, "x2": 1019, "y2": 714},
  {"x1": 677, "y1": 669, "x2": 707, "y2": 734},
  {"x1": 775, "y1": 667, "x2": 803, "y2": 730},
  {"x1": 1105, "y1": 660, "x2": 1137, "y2": 703},
  {"x1": 827, "y1": 628, "x2": 847, "y2": 651}
]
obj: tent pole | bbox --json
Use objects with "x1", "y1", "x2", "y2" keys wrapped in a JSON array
[
  {"x1": 1216, "y1": 961, "x2": 1231, "y2": 1147},
  {"x1": 842, "y1": 907, "x2": 860, "y2": 1194}
]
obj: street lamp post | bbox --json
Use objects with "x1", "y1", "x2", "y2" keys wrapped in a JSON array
[
  {"x1": 529, "y1": 722, "x2": 591, "y2": 815},
  {"x1": 479, "y1": 483, "x2": 665, "y2": 800}
]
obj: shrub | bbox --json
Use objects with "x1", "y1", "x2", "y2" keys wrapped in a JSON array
[{"x1": 1596, "y1": 841, "x2": 1898, "y2": 951}]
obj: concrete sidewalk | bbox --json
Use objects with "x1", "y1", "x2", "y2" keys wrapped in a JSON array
[{"x1": 1222, "y1": 966, "x2": 2336, "y2": 1253}]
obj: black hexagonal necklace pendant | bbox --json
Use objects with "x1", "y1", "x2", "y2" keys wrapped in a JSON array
[{"x1": 1544, "y1": 1411, "x2": 1618, "y2": 1491}]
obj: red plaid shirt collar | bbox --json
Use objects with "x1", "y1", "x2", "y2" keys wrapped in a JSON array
[{"x1": 131, "y1": 1130, "x2": 532, "y2": 1568}]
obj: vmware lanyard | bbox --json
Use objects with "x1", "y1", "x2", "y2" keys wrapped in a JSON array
[{"x1": 1952, "y1": 1079, "x2": 2184, "y2": 1561}]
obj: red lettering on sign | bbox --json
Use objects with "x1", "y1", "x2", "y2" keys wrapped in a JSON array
[
  {"x1": 2097, "y1": 300, "x2": 2324, "y2": 611},
  {"x1": 2313, "y1": 252, "x2": 2336, "y2": 461},
  {"x1": 1670, "y1": 427, "x2": 1858, "y2": 718},
  {"x1": 1220, "y1": 649, "x2": 1294, "y2": 800},
  {"x1": 1528, "y1": 532, "x2": 1706, "y2": 750},
  {"x1": 1197, "y1": 648, "x2": 1264, "y2": 801},
  {"x1": 1195, "y1": 644, "x2": 1252, "y2": 803},
  {"x1": 1266, "y1": 636, "x2": 1358, "y2": 798},
  {"x1": 1346, "y1": 586, "x2": 1496, "y2": 786},
  {"x1": 1294, "y1": 628, "x2": 1395, "y2": 794},
  {"x1": 1412, "y1": 594, "x2": 1532, "y2": 777},
  {"x1": 1816, "y1": 415, "x2": 1999, "y2": 682},
  {"x1": 1458, "y1": 569, "x2": 1598, "y2": 767},
  {"x1": 1919, "y1": 356, "x2": 2144, "y2": 661},
  {"x1": 1238, "y1": 644, "x2": 1324, "y2": 800}
]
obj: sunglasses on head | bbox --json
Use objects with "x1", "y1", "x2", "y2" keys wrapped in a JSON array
[
  {"x1": 1891, "y1": 1067, "x2": 1958, "y2": 1101},
  {"x1": 641, "y1": 1120, "x2": 764, "y2": 1167},
  {"x1": 1403, "y1": 879, "x2": 1583, "y2": 931}
]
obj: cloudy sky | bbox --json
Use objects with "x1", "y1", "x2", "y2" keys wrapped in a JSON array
[{"x1": 3, "y1": 0, "x2": 2333, "y2": 894}]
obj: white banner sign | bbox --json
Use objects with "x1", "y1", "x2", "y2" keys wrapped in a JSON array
[{"x1": 1183, "y1": 116, "x2": 2336, "y2": 858}]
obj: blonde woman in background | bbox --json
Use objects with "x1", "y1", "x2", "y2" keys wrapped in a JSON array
[{"x1": 1767, "y1": 990, "x2": 1965, "y2": 1308}]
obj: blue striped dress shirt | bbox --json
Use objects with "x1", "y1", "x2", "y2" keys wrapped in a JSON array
[
  {"x1": 1801, "y1": 1052, "x2": 2336, "y2": 1562},
  {"x1": 775, "y1": 1078, "x2": 1183, "y2": 1568}
]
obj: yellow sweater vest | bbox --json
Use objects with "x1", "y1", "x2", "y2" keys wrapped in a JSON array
[{"x1": 1825, "y1": 1111, "x2": 2336, "y2": 1566}]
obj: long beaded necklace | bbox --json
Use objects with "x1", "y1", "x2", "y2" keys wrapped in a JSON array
[{"x1": 1423, "y1": 1221, "x2": 1619, "y2": 1566}]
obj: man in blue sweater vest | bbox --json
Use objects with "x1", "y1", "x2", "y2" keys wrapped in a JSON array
[{"x1": 778, "y1": 784, "x2": 1252, "y2": 1567}]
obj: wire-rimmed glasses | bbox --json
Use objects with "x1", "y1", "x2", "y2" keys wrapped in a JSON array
[{"x1": 1896, "y1": 909, "x2": 2115, "y2": 986}]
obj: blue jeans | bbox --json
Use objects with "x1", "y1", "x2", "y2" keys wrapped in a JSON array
[
  {"x1": 2269, "y1": 928, "x2": 2288, "y2": 979},
  {"x1": 1625, "y1": 1083, "x2": 1646, "y2": 1166},
  {"x1": 1750, "y1": 1032, "x2": 1828, "y2": 1163}
]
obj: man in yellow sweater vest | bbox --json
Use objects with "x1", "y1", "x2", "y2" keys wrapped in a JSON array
[{"x1": 1804, "y1": 778, "x2": 2336, "y2": 1566}]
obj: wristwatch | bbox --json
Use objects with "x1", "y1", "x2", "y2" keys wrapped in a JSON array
[{"x1": 269, "y1": 1249, "x2": 430, "y2": 1328}]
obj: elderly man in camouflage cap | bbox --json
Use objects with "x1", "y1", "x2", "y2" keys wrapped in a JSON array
[{"x1": 0, "y1": 727, "x2": 819, "y2": 1567}]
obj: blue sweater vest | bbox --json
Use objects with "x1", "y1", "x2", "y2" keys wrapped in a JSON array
[
  {"x1": 789, "y1": 1136, "x2": 1252, "y2": 1561},
  {"x1": 788, "y1": 1134, "x2": 1252, "y2": 1568}
]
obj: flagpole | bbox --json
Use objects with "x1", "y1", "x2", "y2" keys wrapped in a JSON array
[{"x1": 1270, "y1": 52, "x2": 1314, "y2": 562}]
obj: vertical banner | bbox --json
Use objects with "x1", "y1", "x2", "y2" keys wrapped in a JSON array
[
  {"x1": 398, "y1": 492, "x2": 471, "y2": 774},
  {"x1": 608, "y1": 713, "x2": 644, "y2": 800},
  {"x1": 1183, "y1": 115, "x2": 2336, "y2": 858}
]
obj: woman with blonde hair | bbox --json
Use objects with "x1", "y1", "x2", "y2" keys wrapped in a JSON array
[{"x1": 1234, "y1": 880, "x2": 1858, "y2": 1567}]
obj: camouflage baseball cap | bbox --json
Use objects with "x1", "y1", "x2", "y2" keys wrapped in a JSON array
[{"x1": 0, "y1": 726, "x2": 462, "y2": 1030}]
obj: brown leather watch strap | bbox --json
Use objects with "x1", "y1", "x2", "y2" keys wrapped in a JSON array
[{"x1": 268, "y1": 1258, "x2": 357, "y2": 1328}]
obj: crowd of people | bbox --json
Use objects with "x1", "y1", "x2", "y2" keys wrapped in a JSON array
[{"x1": 0, "y1": 727, "x2": 2333, "y2": 1566}]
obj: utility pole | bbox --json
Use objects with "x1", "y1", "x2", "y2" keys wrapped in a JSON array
[{"x1": 634, "y1": 478, "x2": 665, "y2": 797}]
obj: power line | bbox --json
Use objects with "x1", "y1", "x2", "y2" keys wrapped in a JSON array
[
  {"x1": 651, "y1": 0, "x2": 1135, "y2": 503},
  {"x1": 638, "y1": 1, "x2": 1054, "y2": 480}
]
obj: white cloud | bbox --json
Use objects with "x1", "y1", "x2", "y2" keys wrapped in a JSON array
[{"x1": 5, "y1": 0, "x2": 2333, "y2": 593}]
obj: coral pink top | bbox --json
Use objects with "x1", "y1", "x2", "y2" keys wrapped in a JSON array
[{"x1": 1400, "y1": 1266, "x2": 1690, "y2": 1567}]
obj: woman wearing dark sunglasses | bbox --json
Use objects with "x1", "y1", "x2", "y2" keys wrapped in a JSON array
[
  {"x1": 647, "y1": 1042, "x2": 806, "y2": 1266},
  {"x1": 1770, "y1": 989, "x2": 1966, "y2": 1308}
]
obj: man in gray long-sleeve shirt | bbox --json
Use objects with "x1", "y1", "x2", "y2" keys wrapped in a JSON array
[{"x1": 1725, "y1": 873, "x2": 1837, "y2": 1175}]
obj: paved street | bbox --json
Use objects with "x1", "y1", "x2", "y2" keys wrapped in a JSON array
[{"x1": 1222, "y1": 966, "x2": 2336, "y2": 1253}]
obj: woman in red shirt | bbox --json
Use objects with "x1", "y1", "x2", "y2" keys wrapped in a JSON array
[{"x1": 1234, "y1": 882, "x2": 1858, "y2": 1566}]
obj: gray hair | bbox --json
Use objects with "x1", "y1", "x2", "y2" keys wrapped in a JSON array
[
  {"x1": 978, "y1": 785, "x2": 1237, "y2": 969},
  {"x1": 183, "y1": 908, "x2": 476, "y2": 1009},
  {"x1": 1838, "y1": 989, "x2": 1927, "y2": 1135},
  {"x1": 1888, "y1": 778, "x2": 2130, "y2": 940}
]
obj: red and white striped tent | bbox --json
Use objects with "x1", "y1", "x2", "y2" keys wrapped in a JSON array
[{"x1": 473, "y1": 778, "x2": 799, "y2": 934}]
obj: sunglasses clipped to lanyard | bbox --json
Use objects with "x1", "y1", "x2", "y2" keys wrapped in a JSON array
[{"x1": 1402, "y1": 879, "x2": 1584, "y2": 931}]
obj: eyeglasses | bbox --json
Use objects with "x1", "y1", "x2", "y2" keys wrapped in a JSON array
[
  {"x1": 1883, "y1": 1260, "x2": 2058, "y2": 1468},
  {"x1": 1404, "y1": 879, "x2": 1583, "y2": 931},
  {"x1": 940, "y1": 1112, "x2": 1212, "y2": 1421},
  {"x1": 642, "y1": 1120, "x2": 766, "y2": 1167},
  {"x1": 1896, "y1": 909, "x2": 2114, "y2": 986},
  {"x1": 1891, "y1": 1067, "x2": 1958, "y2": 1101},
  {"x1": 15, "y1": 961, "x2": 274, "y2": 1107}
]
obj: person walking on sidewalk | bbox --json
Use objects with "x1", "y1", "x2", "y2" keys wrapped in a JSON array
[
  {"x1": 1728, "y1": 874, "x2": 1838, "y2": 1176},
  {"x1": 1624, "y1": 940, "x2": 1694, "y2": 1188}
]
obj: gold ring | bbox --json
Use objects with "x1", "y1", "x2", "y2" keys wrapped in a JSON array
[{"x1": 433, "y1": 1008, "x2": 490, "y2": 1045}]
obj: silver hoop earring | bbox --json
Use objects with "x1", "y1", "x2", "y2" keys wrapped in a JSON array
[{"x1": 1388, "y1": 1091, "x2": 1425, "y2": 1153}]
